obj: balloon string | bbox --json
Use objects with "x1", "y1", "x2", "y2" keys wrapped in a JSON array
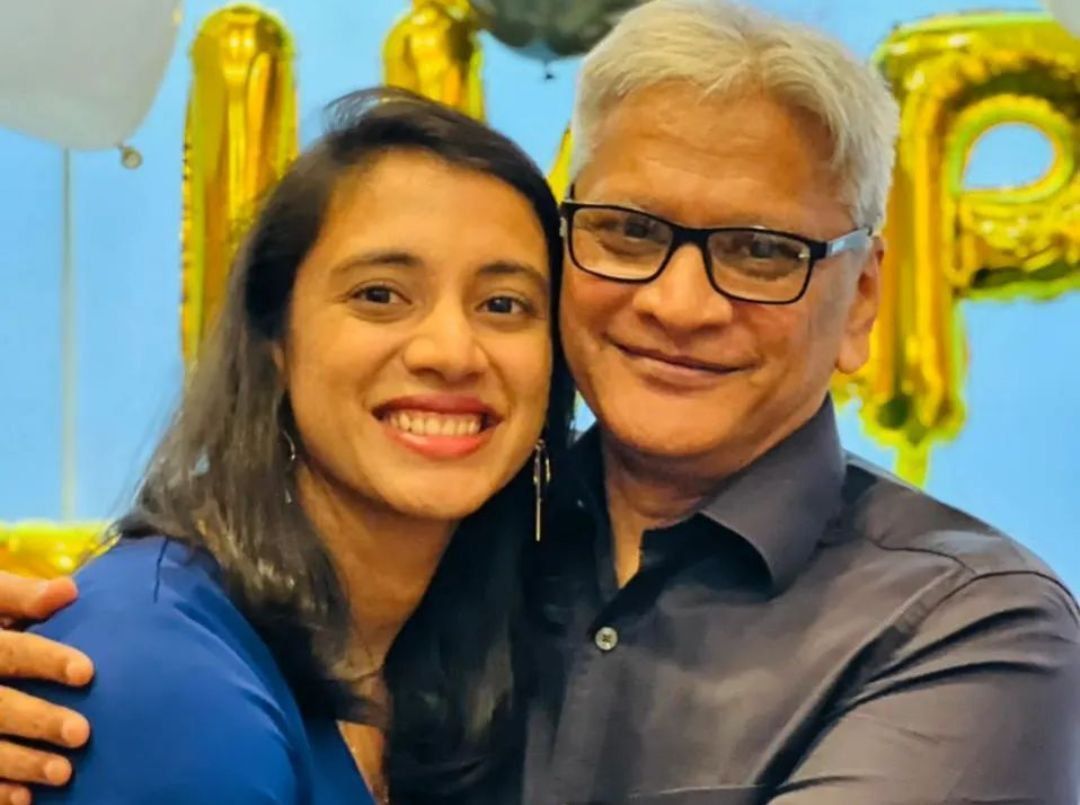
[{"x1": 60, "y1": 148, "x2": 77, "y2": 520}]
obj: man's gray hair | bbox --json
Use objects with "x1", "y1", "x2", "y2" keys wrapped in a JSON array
[{"x1": 572, "y1": 0, "x2": 899, "y2": 230}]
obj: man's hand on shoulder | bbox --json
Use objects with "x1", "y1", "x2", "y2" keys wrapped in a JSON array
[{"x1": 0, "y1": 573, "x2": 93, "y2": 804}]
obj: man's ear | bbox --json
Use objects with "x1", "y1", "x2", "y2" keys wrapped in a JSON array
[{"x1": 836, "y1": 236, "x2": 882, "y2": 375}]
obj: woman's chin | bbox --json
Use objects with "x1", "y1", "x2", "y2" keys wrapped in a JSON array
[{"x1": 385, "y1": 486, "x2": 496, "y2": 524}]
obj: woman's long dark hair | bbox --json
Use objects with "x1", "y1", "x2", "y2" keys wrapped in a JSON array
[{"x1": 119, "y1": 87, "x2": 575, "y2": 804}]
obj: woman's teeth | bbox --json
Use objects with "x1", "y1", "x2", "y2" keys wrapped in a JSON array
[{"x1": 384, "y1": 411, "x2": 483, "y2": 437}]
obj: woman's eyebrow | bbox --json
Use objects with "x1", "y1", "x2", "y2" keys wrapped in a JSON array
[
  {"x1": 331, "y1": 249, "x2": 424, "y2": 277},
  {"x1": 477, "y1": 260, "x2": 549, "y2": 291}
]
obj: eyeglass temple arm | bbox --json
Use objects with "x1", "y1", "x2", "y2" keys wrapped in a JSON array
[{"x1": 824, "y1": 228, "x2": 873, "y2": 258}]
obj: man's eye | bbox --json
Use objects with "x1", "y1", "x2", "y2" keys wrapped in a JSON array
[
  {"x1": 624, "y1": 220, "x2": 651, "y2": 238},
  {"x1": 749, "y1": 239, "x2": 778, "y2": 258}
]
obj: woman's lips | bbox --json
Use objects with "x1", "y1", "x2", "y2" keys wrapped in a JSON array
[{"x1": 374, "y1": 395, "x2": 500, "y2": 460}]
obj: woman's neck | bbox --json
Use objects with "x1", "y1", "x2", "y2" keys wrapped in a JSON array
[{"x1": 296, "y1": 466, "x2": 455, "y2": 670}]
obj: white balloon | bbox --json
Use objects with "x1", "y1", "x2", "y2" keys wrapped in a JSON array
[
  {"x1": 1044, "y1": 0, "x2": 1080, "y2": 36},
  {"x1": 0, "y1": 0, "x2": 182, "y2": 150}
]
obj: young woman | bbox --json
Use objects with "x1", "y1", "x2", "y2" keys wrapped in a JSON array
[{"x1": 8, "y1": 87, "x2": 575, "y2": 804}]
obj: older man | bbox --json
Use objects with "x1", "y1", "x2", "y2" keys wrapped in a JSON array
[
  {"x1": 0, "y1": 1, "x2": 1077, "y2": 803},
  {"x1": 520, "y1": 1, "x2": 1079, "y2": 802}
]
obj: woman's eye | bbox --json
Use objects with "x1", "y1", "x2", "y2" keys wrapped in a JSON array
[
  {"x1": 482, "y1": 295, "x2": 531, "y2": 315},
  {"x1": 353, "y1": 285, "x2": 401, "y2": 305}
]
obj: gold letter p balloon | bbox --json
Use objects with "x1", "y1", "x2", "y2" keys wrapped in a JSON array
[{"x1": 835, "y1": 12, "x2": 1080, "y2": 483}]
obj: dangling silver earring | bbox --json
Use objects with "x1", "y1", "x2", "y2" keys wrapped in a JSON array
[
  {"x1": 283, "y1": 430, "x2": 298, "y2": 465},
  {"x1": 532, "y1": 439, "x2": 552, "y2": 543},
  {"x1": 282, "y1": 430, "x2": 298, "y2": 504}
]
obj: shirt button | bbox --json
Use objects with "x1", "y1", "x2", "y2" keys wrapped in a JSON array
[{"x1": 594, "y1": 626, "x2": 619, "y2": 652}]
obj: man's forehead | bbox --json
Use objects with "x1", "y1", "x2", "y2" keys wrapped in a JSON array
[
  {"x1": 578, "y1": 89, "x2": 845, "y2": 226},
  {"x1": 605, "y1": 80, "x2": 803, "y2": 127}
]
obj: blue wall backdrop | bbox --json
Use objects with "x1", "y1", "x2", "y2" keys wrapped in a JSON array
[{"x1": 1, "y1": 0, "x2": 1076, "y2": 589}]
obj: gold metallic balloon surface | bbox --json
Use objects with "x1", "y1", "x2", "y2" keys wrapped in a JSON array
[
  {"x1": 834, "y1": 12, "x2": 1080, "y2": 483},
  {"x1": 384, "y1": 0, "x2": 485, "y2": 119},
  {"x1": 0, "y1": 522, "x2": 109, "y2": 579},
  {"x1": 548, "y1": 126, "x2": 573, "y2": 201},
  {"x1": 381, "y1": 1, "x2": 588, "y2": 189},
  {"x1": 181, "y1": 4, "x2": 298, "y2": 364}
]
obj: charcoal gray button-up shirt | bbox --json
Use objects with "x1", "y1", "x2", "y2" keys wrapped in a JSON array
[{"x1": 523, "y1": 400, "x2": 1080, "y2": 804}]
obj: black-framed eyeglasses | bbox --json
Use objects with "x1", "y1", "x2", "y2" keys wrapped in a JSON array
[{"x1": 560, "y1": 201, "x2": 872, "y2": 305}]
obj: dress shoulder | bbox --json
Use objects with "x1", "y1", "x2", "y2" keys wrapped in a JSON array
[{"x1": 23, "y1": 537, "x2": 307, "y2": 804}]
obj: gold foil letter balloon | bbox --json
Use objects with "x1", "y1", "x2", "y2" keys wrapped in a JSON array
[
  {"x1": 181, "y1": 4, "x2": 298, "y2": 363},
  {"x1": 381, "y1": 1, "x2": 639, "y2": 189},
  {"x1": 383, "y1": 0, "x2": 485, "y2": 119},
  {"x1": 836, "y1": 12, "x2": 1080, "y2": 483}
]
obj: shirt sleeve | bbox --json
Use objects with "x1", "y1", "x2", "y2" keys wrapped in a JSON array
[
  {"x1": 18, "y1": 584, "x2": 303, "y2": 804},
  {"x1": 769, "y1": 572, "x2": 1080, "y2": 805}
]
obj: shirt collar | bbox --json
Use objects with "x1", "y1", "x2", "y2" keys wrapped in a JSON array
[
  {"x1": 697, "y1": 397, "x2": 845, "y2": 591},
  {"x1": 561, "y1": 397, "x2": 845, "y2": 594}
]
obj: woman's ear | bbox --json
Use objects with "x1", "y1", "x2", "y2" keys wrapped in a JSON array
[{"x1": 272, "y1": 341, "x2": 286, "y2": 376}]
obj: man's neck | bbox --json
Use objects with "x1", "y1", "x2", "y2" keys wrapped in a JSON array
[
  {"x1": 598, "y1": 397, "x2": 830, "y2": 587},
  {"x1": 601, "y1": 439, "x2": 725, "y2": 587},
  {"x1": 296, "y1": 466, "x2": 454, "y2": 673}
]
